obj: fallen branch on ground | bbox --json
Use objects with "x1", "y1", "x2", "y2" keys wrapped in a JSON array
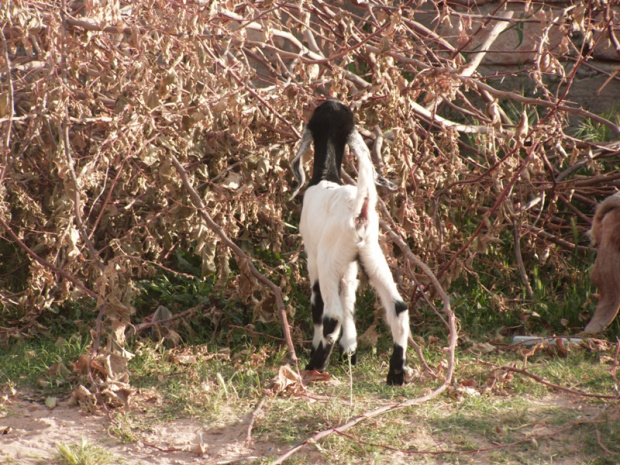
[{"x1": 481, "y1": 361, "x2": 620, "y2": 400}]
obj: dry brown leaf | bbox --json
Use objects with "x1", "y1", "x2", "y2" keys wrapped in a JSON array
[
  {"x1": 264, "y1": 365, "x2": 306, "y2": 398},
  {"x1": 470, "y1": 342, "x2": 496, "y2": 354},
  {"x1": 302, "y1": 370, "x2": 333, "y2": 384}
]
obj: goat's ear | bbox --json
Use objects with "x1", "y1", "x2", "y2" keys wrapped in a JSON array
[
  {"x1": 348, "y1": 130, "x2": 397, "y2": 192},
  {"x1": 375, "y1": 174, "x2": 397, "y2": 191},
  {"x1": 347, "y1": 129, "x2": 371, "y2": 158},
  {"x1": 290, "y1": 128, "x2": 312, "y2": 199}
]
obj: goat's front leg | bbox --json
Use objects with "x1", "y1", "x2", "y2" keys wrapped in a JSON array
[{"x1": 359, "y1": 241, "x2": 409, "y2": 385}]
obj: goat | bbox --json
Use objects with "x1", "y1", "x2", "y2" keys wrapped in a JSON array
[
  {"x1": 290, "y1": 100, "x2": 410, "y2": 385},
  {"x1": 584, "y1": 192, "x2": 620, "y2": 334}
]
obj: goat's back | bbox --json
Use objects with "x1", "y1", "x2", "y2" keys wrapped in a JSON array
[{"x1": 299, "y1": 182, "x2": 362, "y2": 254}]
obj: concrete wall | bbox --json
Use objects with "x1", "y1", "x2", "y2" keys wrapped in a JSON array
[{"x1": 413, "y1": 2, "x2": 620, "y2": 116}]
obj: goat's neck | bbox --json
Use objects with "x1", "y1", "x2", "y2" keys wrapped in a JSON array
[{"x1": 309, "y1": 141, "x2": 344, "y2": 186}]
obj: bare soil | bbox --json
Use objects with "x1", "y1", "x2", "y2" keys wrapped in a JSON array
[
  {"x1": 1, "y1": 392, "x2": 617, "y2": 464},
  {"x1": 1, "y1": 396, "x2": 282, "y2": 464}
]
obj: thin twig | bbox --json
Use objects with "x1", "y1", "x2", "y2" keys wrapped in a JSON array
[
  {"x1": 513, "y1": 218, "x2": 534, "y2": 298},
  {"x1": 0, "y1": 24, "x2": 14, "y2": 184},
  {"x1": 245, "y1": 395, "x2": 267, "y2": 444},
  {"x1": 129, "y1": 305, "x2": 202, "y2": 335},
  {"x1": 595, "y1": 424, "x2": 614, "y2": 455}
]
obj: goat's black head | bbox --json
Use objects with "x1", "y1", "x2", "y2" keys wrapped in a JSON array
[
  {"x1": 290, "y1": 100, "x2": 354, "y2": 198},
  {"x1": 306, "y1": 100, "x2": 355, "y2": 187},
  {"x1": 289, "y1": 100, "x2": 397, "y2": 199}
]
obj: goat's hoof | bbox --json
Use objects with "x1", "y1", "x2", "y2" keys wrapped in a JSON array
[
  {"x1": 386, "y1": 370, "x2": 404, "y2": 386},
  {"x1": 338, "y1": 349, "x2": 357, "y2": 366},
  {"x1": 305, "y1": 361, "x2": 328, "y2": 372},
  {"x1": 386, "y1": 366, "x2": 412, "y2": 386}
]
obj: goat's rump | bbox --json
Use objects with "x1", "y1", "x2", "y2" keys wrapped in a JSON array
[{"x1": 584, "y1": 193, "x2": 620, "y2": 334}]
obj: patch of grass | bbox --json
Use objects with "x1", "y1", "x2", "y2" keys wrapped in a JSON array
[
  {"x1": 106, "y1": 412, "x2": 141, "y2": 444},
  {"x1": 127, "y1": 340, "x2": 283, "y2": 424},
  {"x1": 4, "y1": 261, "x2": 619, "y2": 465},
  {"x1": 55, "y1": 438, "x2": 116, "y2": 465},
  {"x1": 0, "y1": 334, "x2": 90, "y2": 394},
  {"x1": 252, "y1": 339, "x2": 614, "y2": 461},
  {"x1": 3, "y1": 319, "x2": 618, "y2": 464},
  {"x1": 573, "y1": 104, "x2": 620, "y2": 143},
  {"x1": 446, "y1": 237, "x2": 620, "y2": 340}
]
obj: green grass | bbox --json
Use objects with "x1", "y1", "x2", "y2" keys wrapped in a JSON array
[
  {"x1": 0, "y1": 334, "x2": 90, "y2": 394},
  {"x1": 573, "y1": 104, "x2": 620, "y2": 143},
  {"x1": 2, "y1": 325, "x2": 619, "y2": 464},
  {"x1": 127, "y1": 340, "x2": 284, "y2": 423},
  {"x1": 251, "y1": 338, "x2": 618, "y2": 462},
  {"x1": 55, "y1": 439, "x2": 116, "y2": 465},
  {"x1": 2, "y1": 253, "x2": 619, "y2": 464},
  {"x1": 446, "y1": 234, "x2": 620, "y2": 340}
]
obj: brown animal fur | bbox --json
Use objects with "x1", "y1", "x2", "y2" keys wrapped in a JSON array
[{"x1": 584, "y1": 193, "x2": 620, "y2": 334}]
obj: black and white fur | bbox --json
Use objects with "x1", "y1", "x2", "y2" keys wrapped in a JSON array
[{"x1": 291, "y1": 100, "x2": 409, "y2": 385}]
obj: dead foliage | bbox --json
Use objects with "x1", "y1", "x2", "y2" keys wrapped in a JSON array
[{"x1": 1, "y1": 0, "x2": 620, "y2": 402}]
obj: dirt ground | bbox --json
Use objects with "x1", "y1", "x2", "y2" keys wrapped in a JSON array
[
  {"x1": 0, "y1": 396, "x2": 283, "y2": 465},
  {"x1": 1, "y1": 392, "x2": 617, "y2": 465}
]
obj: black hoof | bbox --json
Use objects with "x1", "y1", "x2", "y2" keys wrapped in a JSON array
[
  {"x1": 386, "y1": 369, "x2": 405, "y2": 386},
  {"x1": 305, "y1": 356, "x2": 327, "y2": 372},
  {"x1": 306, "y1": 341, "x2": 333, "y2": 372},
  {"x1": 387, "y1": 343, "x2": 406, "y2": 385}
]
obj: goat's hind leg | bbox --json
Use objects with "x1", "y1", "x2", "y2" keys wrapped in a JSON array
[
  {"x1": 306, "y1": 279, "x2": 327, "y2": 370},
  {"x1": 306, "y1": 286, "x2": 341, "y2": 372},
  {"x1": 306, "y1": 252, "x2": 349, "y2": 372},
  {"x1": 305, "y1": 256, "x2": 333, "y2": 371},
  {"x1": 359, "y1": 242, "x2": 409, "y2": 385},
  {"x1": 338, "y1": 260, "x2": 359, "y2": 365}
]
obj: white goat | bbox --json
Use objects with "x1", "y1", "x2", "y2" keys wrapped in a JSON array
[{"x1": 291, "y1": 100, "x2": 409, "y2": 385}]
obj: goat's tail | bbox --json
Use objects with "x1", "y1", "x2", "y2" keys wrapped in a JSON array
[
  {"x1": 289, "y1": 128, "x2": 313, "y2": 200},
  {"x1": 347, "y1": 129, "x2": 377, "y2": 232}
]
